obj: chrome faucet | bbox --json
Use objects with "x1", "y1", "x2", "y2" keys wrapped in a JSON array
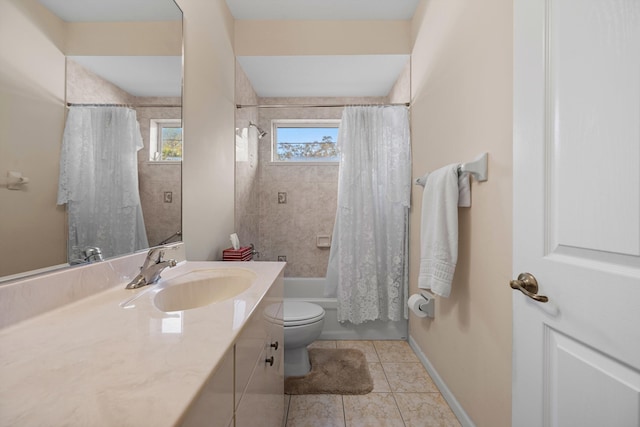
[
  {"x1": 126, "y1": 247, "x2": 177, "y2": 289},
  {"x1": 83, "y1": 247, "x2": 104, "y2": 263},
  {"x1": 69, "y1": 246, "x2": 104, "y2": 265}
]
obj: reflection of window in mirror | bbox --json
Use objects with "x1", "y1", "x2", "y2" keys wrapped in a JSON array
[{"x1": 150, "y1": 119, "x2": 183, "y2": 162}]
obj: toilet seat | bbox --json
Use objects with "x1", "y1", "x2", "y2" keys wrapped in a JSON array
[{"x1": 283, "y1": 301, "x2": 325, "y2": 327}]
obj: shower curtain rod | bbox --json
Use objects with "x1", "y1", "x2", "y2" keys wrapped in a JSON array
[
  {"x1": 236, "y1": 102, "x2": 410, "y2": 109},
  {"x1": 66, "y1": 103, "x2": 181, "y2": 108}
]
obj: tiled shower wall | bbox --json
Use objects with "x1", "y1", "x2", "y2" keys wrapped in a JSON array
[
  {"x1": 234, "y1": 62, "x2": 260, "y2": 251},
  {"x1": 234, "y1": 62, "x2": 410, "y2": 277},
  {"x1": 136, "y1": 104, "x2": 182, "y2": 247},
  {"x1": 66, "y1": 60, "x2": 182, "y2": 249},
  {"x1": 256, "y1": 99, "x2": 382, "y2": 277}
]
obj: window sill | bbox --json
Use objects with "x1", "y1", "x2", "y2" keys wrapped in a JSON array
[
  {"x1": 269, "y1": 161, "x2": 339, "y2": 166},
  {"x1": 146, "y1": 161, "x2": 182, "y2": 165}
]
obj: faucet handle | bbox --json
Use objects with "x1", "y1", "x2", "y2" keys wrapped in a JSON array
[{"x1": 144, "y1": 247, "x2": 166, "y2": 263}]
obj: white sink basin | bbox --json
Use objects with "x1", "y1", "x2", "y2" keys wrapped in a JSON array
[{"x1": 153, "y1": 268, "x2": 256, "y2": 312}]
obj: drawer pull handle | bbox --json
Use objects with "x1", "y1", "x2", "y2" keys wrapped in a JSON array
[
  {"x1": 270, "y1": 341, "x2": 279, "y2": 351},
  {"x1": 265, "y1": 356, "x2": 274, "y2": 367}
]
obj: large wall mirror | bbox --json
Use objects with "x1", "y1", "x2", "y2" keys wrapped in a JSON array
[{"x1": 0, "y1": 0, "x2": 183, "y2": 282}]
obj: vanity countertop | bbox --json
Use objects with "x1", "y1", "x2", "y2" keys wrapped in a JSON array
[{"x1": 0, "y1": 261, "x2": 285, "y2": 426}]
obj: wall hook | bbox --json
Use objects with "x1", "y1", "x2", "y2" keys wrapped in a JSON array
[{"x1": 6, "y1": 171, "x2": 30, "y2": 190}]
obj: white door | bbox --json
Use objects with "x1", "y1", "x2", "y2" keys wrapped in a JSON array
[{"x1": 513, "y1": 0, "x2": 640, "y2": 426}]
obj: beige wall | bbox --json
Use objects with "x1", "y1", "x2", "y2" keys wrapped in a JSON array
[
  {"x1": 0, "y1": 0, "x2": 67, "y2": 276},
  {"x1": 66, "y1": 21, "x2": 182, "y2": 56},
  {"x1": 235, "y1": 20, "x2": 410, "y2": 56},
  {"x1": 177, "y1": 0, "x2": 236, "y2": 261},
  {"x1": 409, "y1": 0, "x2": 513, "y2": 426}
]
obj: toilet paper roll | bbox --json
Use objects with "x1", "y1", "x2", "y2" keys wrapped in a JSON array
[{"x1": 408, "y1": 294, "x2": 429, "y2": 318}]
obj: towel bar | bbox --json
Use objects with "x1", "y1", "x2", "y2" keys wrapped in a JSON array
[
  {"x1": 414, "y1": 152, "x2": 488, "y2": 186},
  {"x1": 458, "y1": 152, "x2": 488, "y2": 182}
]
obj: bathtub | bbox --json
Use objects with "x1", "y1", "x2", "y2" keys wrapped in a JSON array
[{"x1": 284, "y1": 277, "x2": 408, "y2": 340}]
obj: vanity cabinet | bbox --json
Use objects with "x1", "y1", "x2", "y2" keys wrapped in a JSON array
[
  {"x1": 235, "y1": 274, "x2": 284, "y2": 427},
  {"x1": 0, "y1": 257, "x2": 286, "y2": 427},
  {"x1": 179, "y1": 348, "x2": 235, "y2": 427},
  {"x1": 180, "y1": 272, "x2": 284, "y2": 427}
]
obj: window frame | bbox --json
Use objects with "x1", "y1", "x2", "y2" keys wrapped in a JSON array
[
  {"x1": 270, "y1": 119, "x2": 341, "y2": 165},
  {"x1": 149, "y1": 118, "x2": 183, "y2": 163}
]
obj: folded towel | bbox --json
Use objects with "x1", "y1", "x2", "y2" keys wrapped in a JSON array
[
  {"x1": 458, "y1": 172, "x2": 471, "y2": 207},
  {"x1": 418, "y1": 164, "x2": 460, "y2": 298}
]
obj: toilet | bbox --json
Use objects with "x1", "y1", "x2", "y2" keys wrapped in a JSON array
[{"x1": 283, "y1": 300, "x2": 325, "y2": 377}]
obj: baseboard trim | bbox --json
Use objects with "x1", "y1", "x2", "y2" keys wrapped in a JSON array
[{"x1": 408, "y1": 335, "x2": 476, "y2": 427}]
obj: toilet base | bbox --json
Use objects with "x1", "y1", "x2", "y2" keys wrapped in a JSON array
[{"x1": 284, "y1": 346, "x2": 312, "y2": 377}]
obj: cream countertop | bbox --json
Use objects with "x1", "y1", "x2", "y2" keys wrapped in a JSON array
[{"x1": 0, "y1": 260, "x2": 285, "y2": 426}]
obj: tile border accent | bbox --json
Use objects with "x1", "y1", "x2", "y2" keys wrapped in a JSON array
[{"x1": 408, "y1": 335, "x2": 475, "y2": 427}]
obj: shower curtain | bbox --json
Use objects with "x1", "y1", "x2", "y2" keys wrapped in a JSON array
[
  {"x1": 57, "y1": 106, "x2": 148, "y2": 262},
  {"x1": 326, "y1": 106, "x2": 411, "y2": 324}
]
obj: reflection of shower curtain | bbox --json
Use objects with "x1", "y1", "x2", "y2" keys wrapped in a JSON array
[
  {"x1": 57, "y1": 106, "x2": 148, "y2": 262},
  {"x1": 325, "y1": 106, "x2": 411, "y2": 324}
]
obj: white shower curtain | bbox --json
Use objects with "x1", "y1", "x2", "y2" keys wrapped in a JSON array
[
  {"x1": 57, "y1": 106, "x2": 148, "y2": 262},
  {"x1": 326, "y1": 106, "x2": 411, "y2": 324}
]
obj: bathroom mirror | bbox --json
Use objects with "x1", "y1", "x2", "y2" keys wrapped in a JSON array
[{"x1": 0, "y1": 0, "x2": 183, "y2": 282}]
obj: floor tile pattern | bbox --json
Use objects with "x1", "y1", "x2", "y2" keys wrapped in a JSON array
[{"x1": 285, "y1": 340, "x2": 461, "y2": 427}]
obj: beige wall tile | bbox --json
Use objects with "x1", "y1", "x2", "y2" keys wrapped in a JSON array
[
  {"x1": 368, "y1": 363, "x2": 391, "y2": 393},
  {"x1": 308, "y1": 340, "x2": 338, "y2": 349},
  {"x1": 136, "y1": 105, "x2": 182, "y2": 247},
  {"x1": 343, "y1": 393, "x2": 404, "y2": 427},
  {"x1": 373, "y1": 341, "x2": 419, "y2": 363},
  {"x1": 336, "y1": 341, "x2": 380, "y2": 363},
  {"x1": 256, "y1": 102, "x2": 342, "y2": 276},
  {"x1": 287, "y1": 395, "x2": 345, "y2": 427},
  {"x1": 394, "y1": 392, "x2": 461, "y2": 427},
  {"x1": 382, "y1": 363, "x2": 438, "y2": 393}
]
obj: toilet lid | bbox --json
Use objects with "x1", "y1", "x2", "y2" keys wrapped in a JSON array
[{"x1": 283, "y1": 301, "x2": 325, "y2": 326}]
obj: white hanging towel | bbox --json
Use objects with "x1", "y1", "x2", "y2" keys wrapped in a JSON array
[
  {"x1": 458, "y1": 172, "x2": 471, "y2": 207},
  {"x1": 418, "y1": 164, "x2": 460, "y2": 297}
]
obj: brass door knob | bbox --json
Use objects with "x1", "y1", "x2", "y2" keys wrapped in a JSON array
[{"x1": 510, "y1": 273, "x2": 549, "y2": 303}]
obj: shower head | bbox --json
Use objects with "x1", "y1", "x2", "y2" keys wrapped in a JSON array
[{"x1": 249, "y1": 122, "x2": 268, "y2": 139}]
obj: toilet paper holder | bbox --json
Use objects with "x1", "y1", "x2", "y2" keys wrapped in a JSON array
[{"x1": 418, "y1": 292, "x2": 435, "y2": 318}]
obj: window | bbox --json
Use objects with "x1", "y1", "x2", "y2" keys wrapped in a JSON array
[
  {"x1": 149, "y1": 119, "x2": 182, "y2": 162},
  {"x1": 272, "y1": 120, "x2": 340, "y2": 163}
]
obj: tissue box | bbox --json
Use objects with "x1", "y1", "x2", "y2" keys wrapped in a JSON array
[{"x1": 222, "y1": 246, "x2": 253, "y2": 261}]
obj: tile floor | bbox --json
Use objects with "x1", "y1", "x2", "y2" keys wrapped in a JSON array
[{"x1": 284, "y1": 340, "x2": 461, "y2": 427}]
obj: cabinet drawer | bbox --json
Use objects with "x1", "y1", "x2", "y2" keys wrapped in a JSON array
[
  {"x1": 235, "y1": 345, "x2": 284, "y2": 427},
  {"x1": 235, "y1": 276, "x2": 283, "y2": 407}
]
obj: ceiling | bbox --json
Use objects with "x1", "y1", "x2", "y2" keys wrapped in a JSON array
[
  {"x1": 37, "y1": 0, "x2": 182, "y2": 22},
  {"x1": 237, "y1": 55, "x2": 409, "y2": 98},
  {"x1": 68, "y1": 56, "x2": 182, "y2": 97},
  {"x1": 229, "y1": 0, "x2": 418, "y2": 98},
  {"x1": 226, "y1": 0, "x2": 419, "y2": 21},
  {"x1": 38, "y1": 0, "x2": 419, "y2": 98}
]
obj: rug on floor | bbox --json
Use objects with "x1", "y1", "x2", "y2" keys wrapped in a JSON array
[{"x1": 284, "y1": 348, "x2": 373, "y2": 395}]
